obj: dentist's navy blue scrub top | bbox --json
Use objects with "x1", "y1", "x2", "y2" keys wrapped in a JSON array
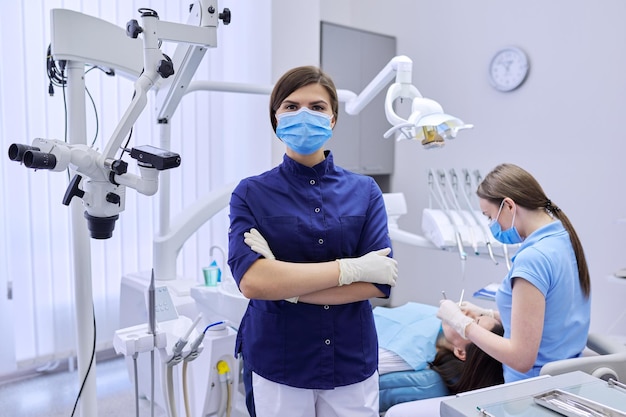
[{"x1": 228, "y1": 151, "x2": 392, "y2": 390}]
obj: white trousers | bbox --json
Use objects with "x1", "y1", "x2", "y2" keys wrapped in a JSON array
[{"x1": 252, "y1": 371, "x2": 379, "y2": 417}]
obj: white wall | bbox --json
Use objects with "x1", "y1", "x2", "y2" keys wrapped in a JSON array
[{"x1": 312, "y1": 0, "x2": 626, "y2": 337}]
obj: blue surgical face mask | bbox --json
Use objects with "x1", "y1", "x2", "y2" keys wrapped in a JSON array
[
  {"x1": 489, "y1": 200, "x2": 523, "y2": 244},
  {"x1": 275, "y1": 107, "x2": 333, "y2": 155}
]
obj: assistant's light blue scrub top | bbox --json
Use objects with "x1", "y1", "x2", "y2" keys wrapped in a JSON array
[{"x1": 496, "y1": 220, "x2": 590, "y2": 382}]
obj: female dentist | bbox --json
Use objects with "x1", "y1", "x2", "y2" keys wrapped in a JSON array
[
  {"x1": 227, "y1": 65, "x2": 397, "y2": 417},
  {"x1": 438, "y1": 163, "x2": 591, "y2": 382}
]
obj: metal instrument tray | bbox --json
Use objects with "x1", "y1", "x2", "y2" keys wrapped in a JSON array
[{"x1": 534, "y1": 389, "x2": 626, "y2": 417}]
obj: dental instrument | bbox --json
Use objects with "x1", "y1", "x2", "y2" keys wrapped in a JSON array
[
  {"x1": 608, "y1": 378, "x2": 626, "y2": 391},
  {"x1": 164, "y1": 313, "x2": 204, "y2": 417},
  {"x1": 216, "y1": 360, "x2": 233, "y2": 417},
  {"x1": 502, "y1": 244, "x2": 512, "y2": 271},
  {"x1": 476, "y1": 406, "x2": 496, "y2": 417},
  {"x1": 473, "y1": 169, "x2": 513, "y2": 270},
  {"x1": 442, "y1": 291, "x2": 447, "y2": 300},
  {"x1": 441, "y1": 371, "x2": 626, "y2": 417},
  {"x1": 181, "y1": 321, "x2": 222, "y2": 417},
  {"x1": 460, "y1": 169, "x2": 499, "y2": 265},
  {"x1": 149, "y1": 269, "x2": 156, "y2": 417},
  {"x1": 443, "y1": 169, "x2": 479, "y2": 255},
  {"x1": 426, "y1": 169, "x2": 467, "y2": 261},
  {"x1": 169, "y1": 314, "x2": 203, "y2": 366},
  {"x1": 425, "y1": 170, "x2": 469, "y2": 305}
]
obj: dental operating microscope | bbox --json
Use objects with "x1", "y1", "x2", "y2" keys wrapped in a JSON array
[{"x1": 6, "y1": 3, "x2": 230, "y2": 416}]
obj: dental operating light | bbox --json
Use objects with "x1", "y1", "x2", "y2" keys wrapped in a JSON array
[{"x1": 342, "y1": 55, "x2": 473, "y2": 148}]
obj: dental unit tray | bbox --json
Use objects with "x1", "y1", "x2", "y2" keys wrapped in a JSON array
[{"x1": 533, "y1": 389, "x2": 626, "y2": 417}]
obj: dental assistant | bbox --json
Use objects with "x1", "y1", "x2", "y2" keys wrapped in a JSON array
[
  {"x1": 227, "y1": 65, "x2": 398, "y2": 417},
  {"x1": 437, "y1": 163, "x2": 591, "y2": 383}
]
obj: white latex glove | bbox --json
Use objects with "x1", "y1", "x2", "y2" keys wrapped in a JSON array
[
  {"x1": 244, "y1": 228, "x2": 275, "y2": 260},
  {"x1": 437, "y1": 300, "x2": 475, "y2": 340},
  {"x1": 243, "y1": 228, "x2": 298, "y2": 303},
  {"x1": 336, "y1": 248, "x2": 398, "y2": 287},
  {"x1": 460, "y1": 301, "x2": 495, "y2": 318}
]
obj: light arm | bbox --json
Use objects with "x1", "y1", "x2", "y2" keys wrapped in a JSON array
[
  {"x1": 341, "y1": 55, "x2": 473, "y2": 147},
  {"x1": 344, "y1": 55, "x2": 413, "y2": 115}
]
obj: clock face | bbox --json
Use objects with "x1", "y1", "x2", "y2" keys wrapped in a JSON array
[{"x1": 489, "y1": 47, "x2": 529, "y2": 92}]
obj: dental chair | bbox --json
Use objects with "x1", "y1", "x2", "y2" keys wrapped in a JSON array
[{"x1": 540, "y1": 333, "x2": 626, "y2": 381}]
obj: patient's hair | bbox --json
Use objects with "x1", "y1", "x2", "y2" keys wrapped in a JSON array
[
  {"x1": 430, "y1": 321, "x2": 504, "y2": 394},
  {"x1": 476, "y1": 163, "x2": 590, "y2": 297}
]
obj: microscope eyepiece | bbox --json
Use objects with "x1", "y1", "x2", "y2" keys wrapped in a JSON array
[
  {"x1": 23, "y1": 150, "x2": 57, "y2": 170},
  {"x1": 8, "y1": 144, "x2": 40, "y2": 162}
]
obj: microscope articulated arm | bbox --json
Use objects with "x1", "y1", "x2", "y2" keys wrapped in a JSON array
[
  {"x1": 101, "y1": 73, "x2": 154, "y2": 161},
  {"x1": 7, "y1": 5, "x2": 228, "y2": 238}
]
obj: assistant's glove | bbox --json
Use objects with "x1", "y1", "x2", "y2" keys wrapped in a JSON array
[
  {"x1": 460, "y1": 301, "x2": 495, "y2": 319},
  {"x1": 437, "y1": 299, "x2": 475, "y2": 339},
  {"x1": 244, "y1": 228, "x2": 275, "y2": 260},
  {"x1": 244, "y1": 228, "x2": 298, "y2": 303},
  {"x1": 336, "y1": 248, "x2": 398, "y2": 287}
]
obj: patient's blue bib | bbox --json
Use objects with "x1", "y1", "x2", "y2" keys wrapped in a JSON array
[{"x1": 373, "y1": 302, "x2": 441, "y2": 371}]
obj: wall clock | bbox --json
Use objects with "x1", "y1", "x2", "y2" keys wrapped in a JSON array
[{"x1": 488, "y1": 46, "x2": 529, "y2": 92}]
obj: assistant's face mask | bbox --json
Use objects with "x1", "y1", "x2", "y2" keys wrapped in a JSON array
[
  {"x1": 489, "y1": 200, "x2": 523, "y2": 244},
  {"x1": 275, "y1": 107, "x2": 333, "y2": 155}
]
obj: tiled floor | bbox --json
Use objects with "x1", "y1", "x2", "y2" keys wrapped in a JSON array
[{"x1": 0, "y1": 356, "x2": 165, "y2": 417}]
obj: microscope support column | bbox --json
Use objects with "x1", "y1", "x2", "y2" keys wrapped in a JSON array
[{"x1": 67, "y1": 60, "x2": 98, "y2": 417}]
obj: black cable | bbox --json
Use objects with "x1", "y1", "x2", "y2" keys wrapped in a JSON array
[
  {"x1": 47, "y1": 46, "x2": 69, "y2": 182},
  {"x1": 62, "y1": 75, "x2": 68, "y2": 144},
  {"x1": 82, "y1": 68, "x2": 100, "y2": 147},
  {"x1": 47, "y1": 46, "x2": 69, "y2": 144},
  {"x1": 121, "y1": 127, "x2": 134, "y2": 158},
  {"x1": 45, "y1": 51, "x2": 111, "y2": 417},
  {"x1": 84, "y1": 65, "x2": 116, "y2": 147},
  {"x1": 70, "y1": 305, "x2": 97, "y2": 417},
  {"x1": 48, "y1": 47, "x2": 115, "y2": 149},
  {"x1": 118, "y1": 87, "x2": 139, "y2": 160},
  {"x1": 85, "y1": 86, "x2": 99, "y2": 147},
  {"x1": 132, "y1": 352, "x2": 140, "y2": 417},
  {"x1": 46, "y1": 44, "x2": 66, "y2": 89}
]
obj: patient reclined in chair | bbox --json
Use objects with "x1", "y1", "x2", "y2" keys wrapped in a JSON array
[{"x1": 374, "y1": 302, "x2": 504, "y2": 412}]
